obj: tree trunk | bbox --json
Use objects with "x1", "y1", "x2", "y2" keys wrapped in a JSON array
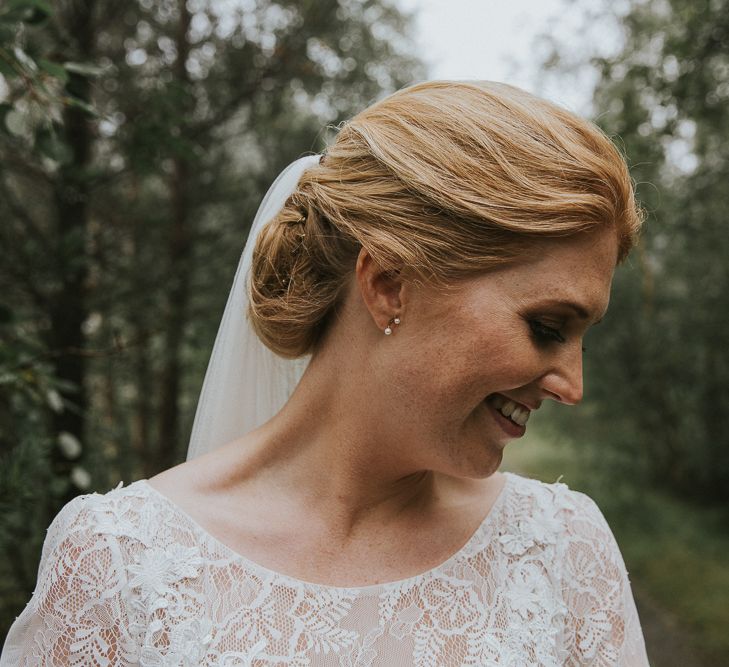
[
  {"x1": 47, "y1": 2, "x2": 95, "y2": 508},
  {"x1": 133, "y1": 332, "x2": 153, "y2": 478},
  {"x1": 156, "y1": 0, "x2": 193, "y2": 474}
]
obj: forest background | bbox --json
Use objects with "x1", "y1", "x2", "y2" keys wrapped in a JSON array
[{"x1": 1, "y1": 0, "x2": 727, "y2": 664}]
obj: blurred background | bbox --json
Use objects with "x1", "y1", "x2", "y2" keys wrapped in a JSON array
[{"x1": 0, "y1": 0, "x2": 727, "y2": 663}]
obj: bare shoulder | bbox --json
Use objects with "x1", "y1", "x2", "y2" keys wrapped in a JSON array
[
  {"x1": 144, "y1": 437, "x2": 302, "y2": 570},
  {"x1": 145, "y1": 436, "x2": 250, "y2": 512}
]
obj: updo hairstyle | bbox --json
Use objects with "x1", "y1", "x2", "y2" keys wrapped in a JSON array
[{"x1": 248, "y1": 80, "x2": 643, "y2": 359}]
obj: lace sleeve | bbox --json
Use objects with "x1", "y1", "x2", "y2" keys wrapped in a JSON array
[
  {"x1": 0, "y1": 495, "x2": 137, "y2": 666},
  {"x1": 558, "y1": 490, "x2": 651, "y2": 667}
]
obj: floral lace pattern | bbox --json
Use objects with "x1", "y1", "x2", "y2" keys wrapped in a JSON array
[{"x1": 0, "y1": 472, "x2": 650, "y2": 666}]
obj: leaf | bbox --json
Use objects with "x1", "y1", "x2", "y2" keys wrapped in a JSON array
[
  {"x1": 46, "y1": 389, "x2": 64, "y2": 413},
  {"x1": 63, "y1": 61, "x2": 105, "y2": 78},
  {"x1": 0, "y1": 23, "x2": 16, "y2": 43},
  {"x1": 12, "y1": 46, "x2": 36, "y2": 73},
  {"x1": 38, "y1": 58, "x2": 68, "y2": 83},
  {"x1": 0, "y1": 56, "x2": 16, "y2": 78},
  {"x1": 23, "y1": 8, "x2": 49, "y2": 25},
  {"x1": 0, "y1": 8, "x2": 29, "y2": 24},
  {"x1": 35, "y1": 127, "x2": 73, "y2": 164},
  {"x1": 64, "y1": 95, "x2": 97, "y2": 116},
  {"x1": 5, "y1": 0, "x2": 52, "y2": 20},
  {"x1": 4, "y1": 108, "x2": 28, "y2": 136},
  {"x1": 8, "y1": 0, "x2": 51, "y2": 11}
]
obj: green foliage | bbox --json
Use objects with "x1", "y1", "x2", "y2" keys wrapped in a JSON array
[
  {"x1": 0, "y1": 0, "x2": 425, "y2": 640},
  {"x1": 0, "y1": 0, "x2": 52, "y2": 24},
  {"x1": 542, "y1": 0, "x2": 729, "y2": 504},
  {"x1": 0, "y1": 0, "x2": 99, "y2": 164},
  {"x1": 0, "y1": 302, "x2": 72, "y2": 624},
  {"x1": 618, "y1": 491, "x2": 729, "y2": 661}
]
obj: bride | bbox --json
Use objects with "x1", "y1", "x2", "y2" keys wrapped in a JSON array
[{"x1": 1, "y1": 80, "x2": 650, "y2": 665}]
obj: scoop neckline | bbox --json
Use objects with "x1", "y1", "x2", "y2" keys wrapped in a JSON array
[{"x1": 133, "y1": 471, "x2": 514, "y2": 594}]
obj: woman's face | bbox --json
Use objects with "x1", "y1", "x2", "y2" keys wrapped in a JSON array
[{"x1": 385, "y1": 225, "x2": 619, "y2": 479}]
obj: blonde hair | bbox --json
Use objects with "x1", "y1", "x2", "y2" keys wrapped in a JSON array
[{"x1": 249, "y1": 80, "x2": 643, "y2": 359}]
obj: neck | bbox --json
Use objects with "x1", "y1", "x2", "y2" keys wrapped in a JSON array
[{"x1": 220, "y1": 344, "x2": 451, "y2": 537}]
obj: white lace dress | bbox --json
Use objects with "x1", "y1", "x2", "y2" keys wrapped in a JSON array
[{"x1": 0, "y1": 471, "x2": 650, "y2": 666}]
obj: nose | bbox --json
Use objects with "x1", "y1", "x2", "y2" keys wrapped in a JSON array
[{"x1": 538, "y1": 345, "x2": 584, "y2": 405}]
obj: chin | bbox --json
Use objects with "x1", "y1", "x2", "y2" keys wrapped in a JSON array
[{"x1": 454, "y1": 450, "x2": 503, "y2": 480}]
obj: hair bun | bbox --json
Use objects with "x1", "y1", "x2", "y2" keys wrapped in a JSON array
[{"x1": 247, "y1": 81, "x2": 643, "y2": 359}]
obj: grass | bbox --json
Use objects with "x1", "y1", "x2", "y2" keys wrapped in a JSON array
[{"x1": 501, "y1": 424, "x2": 729, "y2": 663}]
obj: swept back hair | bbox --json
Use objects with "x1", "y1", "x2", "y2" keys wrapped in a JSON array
[{"x1": 249, "y1": 80, "x2": 644, "y2": 359}]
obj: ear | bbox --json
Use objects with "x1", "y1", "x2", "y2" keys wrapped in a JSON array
[{"x1": 355, "y1": 247, "x2": 406, "y2": 333}]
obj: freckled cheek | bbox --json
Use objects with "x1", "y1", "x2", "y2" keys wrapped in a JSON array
[
  {"x1": 391, "y1": 322, "x2": 544, "y2": 410},
  {"x1": 389, "y1": 338, "x2": 470, "y2": 411},
  {"x1": 452, "y1": 336, "x2": 546, "y2": 394},
  {"x1": 394, "y1": 338, "x2": 490, "y2": 410}
]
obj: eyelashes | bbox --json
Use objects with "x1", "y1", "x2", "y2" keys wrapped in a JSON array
[
  {"x1": 528, "y1": 319, "x2": 588, "y2": 353},
  {"x1": 528, "y1": 319, "x2": 565, "y2": 344}
]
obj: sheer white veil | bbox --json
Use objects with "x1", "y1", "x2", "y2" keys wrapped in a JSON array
[{"x1": 186, "y1": 154, "x2": 322, "y2": 461}]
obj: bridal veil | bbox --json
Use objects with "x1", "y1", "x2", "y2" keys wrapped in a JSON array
[{"x1": 186, "y1": 153, "x2": 322, "y2": 461}]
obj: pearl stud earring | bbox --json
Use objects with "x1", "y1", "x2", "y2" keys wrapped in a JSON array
[{"x1": 384, "y1": 316, "x2": 401, "y2": 335}]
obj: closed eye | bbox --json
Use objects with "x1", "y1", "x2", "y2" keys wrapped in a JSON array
[{"x1": 528, "y1": 319, "x2": 565, "y2": 344}]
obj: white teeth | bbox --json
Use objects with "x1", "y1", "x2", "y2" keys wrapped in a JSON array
[
  {"x1": 500, "y1": 400, "x2": 517, "y2": 417},
  {"x1": 487, "y1": 395, "x2": 530, "y2": 426},
  {"x1": 510, "y1": 407, "x2": 530, "y2": 426}
]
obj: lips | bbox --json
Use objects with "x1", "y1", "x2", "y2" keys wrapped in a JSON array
[
  {"x1": 483, "y1": 393, "x2": 534, "y2": 437},
  {"x1": 485, "y1": 399, "x2": 527, "y2": 437}
]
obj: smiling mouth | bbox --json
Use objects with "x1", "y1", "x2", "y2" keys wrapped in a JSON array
[
  {"x1": 485, "y1": 394, "x2": 530, "y2": 426},
  {"x1": 484, "y1": 396, "x2": 526, "y2": 438}
]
